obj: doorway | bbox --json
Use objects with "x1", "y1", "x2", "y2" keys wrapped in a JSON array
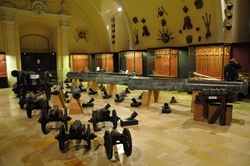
[{"x1": 21, "y1": 52, "x2": 57, "y2": 82}]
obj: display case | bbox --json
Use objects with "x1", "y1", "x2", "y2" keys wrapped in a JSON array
[
  {"x1": 70, "y1": 54, "x2": 92, "y2": 72},
  {"x1": 147, "y1": 48, "x2": 178, "y2": 77},
  {"x1": 119, "y1": 50, "x2": 145, "y2": 75},
  {"x1": 188, "y1": 44, "x2": 231, "y2": 80},
  {"x1": 0, "y1": 53, "x2": 8, "y2": 88},
  {"x1": 95, "y1": 53, "x2": 115, "y2": 72}
]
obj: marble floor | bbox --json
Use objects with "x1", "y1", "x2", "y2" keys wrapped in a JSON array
[{"x1": 0, "y1": 84, "x2": 250, "y2": 166}]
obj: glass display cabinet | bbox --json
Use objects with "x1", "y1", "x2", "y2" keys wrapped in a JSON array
[
  {"x1": 147, "y1": 48, "x2": 179, "y2": 77},
  {"x1": 119, "y1": 50, "x2": 145, "y2": 75},
  {"x1": 70, "y1": 54, "x2": 92, "y2": 72},
  {"x1": 188, "y1": 44, "x2": 231, "y2": 80},
  {"x1": 95, "y1": 53, "x2": 115, "y2": 72}
]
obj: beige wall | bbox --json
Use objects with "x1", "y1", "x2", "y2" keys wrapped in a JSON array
[{"x1": 0, "y1": 0, "x2": 249, "y2": 86}]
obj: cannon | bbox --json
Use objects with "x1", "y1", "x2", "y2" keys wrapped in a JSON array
[
  {"x1": 26, "y1": 93, "x2": 46, "y2": 118},
  {"x1": 88, "y1": 103, "x2": 120, "y2": 131},
  {"x1": 70, "y1": 84, "x2": 81, "y2": 99},
  {"x1": 66, "y1": 71, "x2": 248, "y2": 101},
  {"x1": 55, "y1": 120, "x2": 96, "y2": 151},
  {"x1": 104, "y1": 128, "x2": 132, "y2": 160},
  {"x1": 114, "y1": 94, "x2": 124, "y2": 103},
  {"x1": 120, "y1": 111, "x2": 139, "y2": 126},
  {"x1": 131, "y1": 98, "x2": 142, "y2": 107},
  {"x1": 11, "y1": 70, "x2": 52, "y2": 100},
  {"x1": 103, "y1": 90, "x2": 111, "y2": 99},
  {"x1": 82, "y1": 98, "x2": 95, "y2": 107},
  {"x1": 162, "y1": 103, "x2": 172, "y2": 113},
  {"x1": 38, "y1": 104, "x2": 72, "y2": 134},
  {"x1": 52, "y1": 82, "x2": 64, "y2": 95}
]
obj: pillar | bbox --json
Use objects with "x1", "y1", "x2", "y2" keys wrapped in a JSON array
[{"x1": 1, "y1": 9, "x2": 18, "y2": 87}]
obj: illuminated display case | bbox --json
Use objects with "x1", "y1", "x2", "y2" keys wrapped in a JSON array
[
  {"x1": 188, "y1": 44, "x2": 231, "y2": 80},
  {"x1": 95, "y1": 53, "x2": 115, "y2": 72},
  {"x1": 70, "y1": 54, "x2": 92, "y2": 72},
  {"x1": 147, "y1": 48, "x2": 179, "y2": 77},
  {"x1": 0, "y1": 53, "x2": 8, "y2": 88},
  {"x1": 119, "y1": 50, "x2": 145, "y2": 75}
]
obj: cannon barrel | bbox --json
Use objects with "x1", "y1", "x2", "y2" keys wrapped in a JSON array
[
  {"x1": 66, "y1": 71, "x2": 134, "y2": 82},
  {"x1": 66, "y1": 72, "x2": 248, "y2": 95},
  {"x1": 53, "y1": 82, "x2": 63, "y2": 95},
  {"x1": 128, "y1": 77, "x2": 248, "y2": 95},
  {"x1": 70, "y1": 84, "x2": 81, "y2": 99}
]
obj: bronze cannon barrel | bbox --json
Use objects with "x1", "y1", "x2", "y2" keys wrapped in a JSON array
[
  {"x1": 95, "y1": 75, "x2": 130, "y2": 85},
  {"x1": 127, "y1": 77, "x2": 248, "y2": 95},
  {"x1": 66, "y1": 72, "x2": 134, "y2": 83},
  {"x1": 66, "y1": 72, "x2": 98, "y2": 81},
  {"x1": 66, "y1": 72, "x2": 248, "y2": 95}
]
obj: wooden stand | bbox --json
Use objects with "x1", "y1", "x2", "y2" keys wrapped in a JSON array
[
  {"x1": 87, "y1": 80, "x2": 99, "y2": 91},
  {"x1": 194, "y1": 103, "x2": 232, "y2": 125},
  {"x1": 72, "y1": 78, "x2": 80, "y2": 86},
  {"x1": 142, "y1": 90, "x2": 156, "y2": 106},
  {"x1": 193, "y1": 92, "x2": 232, "y2": 125},
  {"x1": 53, "y1": 89, "x2": 66, "y2": 108},
  {"x1": 69, "y1": 96, "x2": 84, "y2": 114},
  {"x1": 106, "y1": 84, "x2": 117, "y2": 97},
  {"x1": 190, "y1": 91, "x2": 199, "y2": 113}
]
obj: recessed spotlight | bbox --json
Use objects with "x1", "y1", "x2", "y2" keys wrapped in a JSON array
[{"x1": 117, "y1": 7, "x2": 122, "y2": 11}]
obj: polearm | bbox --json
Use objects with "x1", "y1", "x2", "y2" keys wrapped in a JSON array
[{"x1": 66, "y1": 72, "x2": 248, "y2": 95}]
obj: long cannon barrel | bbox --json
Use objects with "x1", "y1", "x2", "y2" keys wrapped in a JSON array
[
  {"x1": 127, "y1": 77, "x2": 248, "y2": 95},
  {"x1": 66, "y1": 71, "x2": 135, "y2": 85},
  {"x1": 66, "y1": 72, "x2": 248, "y2": 95}
]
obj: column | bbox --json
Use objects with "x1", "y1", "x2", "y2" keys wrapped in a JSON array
[
  {"x1": 60, "y1": 16, "x2": 71, "y2": 82},
  {"x1": 1, "y1": 10, "x2": 18, "y2": 87}
]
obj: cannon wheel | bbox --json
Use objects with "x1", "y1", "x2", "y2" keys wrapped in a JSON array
[
  {"x1": 92, "y1": 111, "x2": 98, "y2": 131},
  {"x1": 43, "y1": 71, "x2": 51, "y2": 100},
  {"x1": 58, "y1": 125, "x2": 66, "y2": 151},
  {"x1": 112, "y1": 109, "x2": 118, "y2": 129},
  {"x1": 63, "y1": 107, "x2": 69, "y2": 131},
  {"x1": 40, "y1": 108, "x2": 47, "y2": 134},
  {"x1": 26, "y1": 97, "x2": 33, "y2": 118},
  {"x1": 104, "y1": 130, "x2": 113, "y2": 160},
  {"x1": 123, "y1": 128, "x2": 132, "y2": 157},
  {"x1": 85, "y1": 124, "x2": 91, "y2": 150},
  {"x1": 19, "y1": 96, "x2": 26, "y2": 109}
]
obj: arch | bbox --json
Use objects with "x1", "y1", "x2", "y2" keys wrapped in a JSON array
[{"x1": 20, "y1": 34, "x2": 49, "y2": 53}]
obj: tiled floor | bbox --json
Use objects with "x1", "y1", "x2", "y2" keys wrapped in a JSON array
[{"x1": 0, "y1": 84, "x2": 250, "y2": 166}]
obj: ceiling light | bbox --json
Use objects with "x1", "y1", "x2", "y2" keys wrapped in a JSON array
[{"x1": 117, "y1": 7, "x2": 122, "y2": 11}]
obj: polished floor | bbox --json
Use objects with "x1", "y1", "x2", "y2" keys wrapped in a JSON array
[{"x1": 0, "y1": 83, "x2": 250, "y2": 166}]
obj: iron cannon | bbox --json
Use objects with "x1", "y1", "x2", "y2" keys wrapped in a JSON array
[
  {"x1": 70, "y1": 84, "x2": 81, "y2": 99},
  {"x1": 11, "y1": 70, "x2": 52, "y2": 100},
  {"x1": 88, "y1": 103, "x2": 120, "y2": 131},
  {"x1": 55, "y1": 120, "x2": 96, "y2": 152},
  {"x1": 104, "y1": 128, "x2": 132, "y2": 160},
  {"x1": 52, "y1": 82, "x2": 64, "y2": 95},
  {"x1": 38, "y1": 102, "x2": 71, "y2": 134}
]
